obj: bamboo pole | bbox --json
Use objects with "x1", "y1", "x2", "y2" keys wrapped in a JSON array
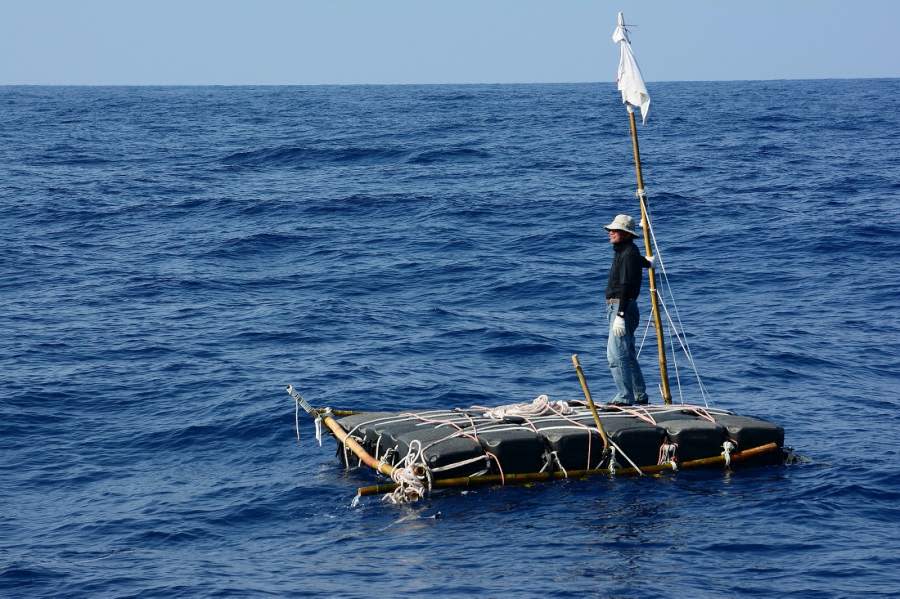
[
  {"x1": 315, "y1": 408, "x2": 357, "y2": 417},
  {"x1": 571, "y1": 354, "x2": 609, "y2": 450},
  {"x1": 286, "y1": 385, "x2": 395, "y2": 478},
  {"x1": 356, "y1": 442, "x2": 780, "y2": 497},
  {"x1": 321, "y1": 416, "x2": 395, "y2": 478},
  {"x1": 627, "y1": 108, "x2": 672, "y2": 405}
]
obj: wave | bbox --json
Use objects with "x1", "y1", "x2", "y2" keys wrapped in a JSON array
[
  {"x1": 0, "y1": 563, "x2": 67, "y2": 590},
  {"x1": 481, "y1": 342, "x2": 556, "y2": 356},
  {"x1": 419, "y1": 92, "x2": 479, "y2": 102},
  {"x1": 221, "y1": 144, "x2": 491, "y2": 168},
  {"x1": 30, "y1": 144, "x2": 113, "y2": 167},
  {"x1": 202, "y1": 231, "x2": 305, "y2": 257},
  {"x1": 221, "y1": 145, "x2": 407, "y2": 167},
  {"x1": 406, "y1": 147, "x2": 490, "y2": 164}
]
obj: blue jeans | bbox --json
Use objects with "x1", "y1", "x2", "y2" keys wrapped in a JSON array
[{"x1": 606, "y1": 301, "x2": 647, "y2": 405}]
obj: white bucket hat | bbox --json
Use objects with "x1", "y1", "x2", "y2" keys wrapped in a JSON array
[{"x1": 604, "y1": 214, "x2": 639, "y2": 237}]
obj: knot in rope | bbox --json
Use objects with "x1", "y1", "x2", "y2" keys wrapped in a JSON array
[
  {"x1": 608, "y1": 446, "x2": 619, "y2": 475},
  {"x1": 722, "y1": 440, "x2": 737, "y2": 467},
  {"x1": 314, "y1": 408, "x2": 331, "y2": 448},
  {"x1": 544, "y1": 451, "x2": 568, "y2": 478},
  {"x1": 384, "y1": 440, "x2": 431, "y2": 504},
  {"x1": 658, "y1": 442, "x2": 678, "y2": 469}
]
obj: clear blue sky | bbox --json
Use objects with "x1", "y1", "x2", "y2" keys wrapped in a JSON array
[{"x1": 2, "y1": 0, "x2": 898, "y2": 85}]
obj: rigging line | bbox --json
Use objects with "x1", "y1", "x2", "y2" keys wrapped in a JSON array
[
  {"x1": 655, "y1": 286, "x2": 711, "y2": 407},
  {"x1": 667, "y1": 316, "x2": 686, "y2": 405},
  {"x1": 636, "y1": 304, "x2": 653, "y2": 358},
  {"x1": 657, "y1": 276, "x2": 713, "y2": 407},
  {"x1": 642, "y1": 204, "x2": 685, "y2": 327},
  {"x1": 655, "y1": 263, "x2": 693, "y2": 406},
  {"x1": 644, "y1": 212, "x2": 705, "y2": 370},
  {"x1": 649, "y1": 265, "x2": 704, "y2": 392},
  {"x1": 643, "y1": 208, "x2": 712, "y2": 406},
  {"x1": 648, "y1": 229, "x2": 706, "y2": 388}
]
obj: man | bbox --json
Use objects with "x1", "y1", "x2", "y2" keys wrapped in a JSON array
[{"x1": 604, "y1": 214, "x2": 654, "y2": 406}]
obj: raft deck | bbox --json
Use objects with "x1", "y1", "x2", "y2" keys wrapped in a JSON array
[{"x1": 331, "y1": 402, "x2": 785, "y2": 498}]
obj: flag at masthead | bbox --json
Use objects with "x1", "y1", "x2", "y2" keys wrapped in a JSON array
[{"x1": 612, "y1": 11, "x2": 650, "y2": 124}]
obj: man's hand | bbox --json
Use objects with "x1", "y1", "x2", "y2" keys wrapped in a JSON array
[
  {"x1": 644, "y1": 255, "x2": 655, "y2": 268},
  {"x1": 612, "y1": 315, "x2": 627, "y2": 337}
]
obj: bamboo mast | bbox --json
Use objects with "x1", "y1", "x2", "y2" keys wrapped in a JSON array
[{"x1": 626, "y1": 107, "x2": 672, "y2": 404}]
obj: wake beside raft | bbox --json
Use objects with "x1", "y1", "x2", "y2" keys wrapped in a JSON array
[{"x1": 310, "y1": 397, "x2": 786, "y2": 502}]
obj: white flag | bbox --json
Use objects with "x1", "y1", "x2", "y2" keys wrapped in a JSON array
[{"x1": 611, "y1": 12, "x2": 650, "y2": 124}]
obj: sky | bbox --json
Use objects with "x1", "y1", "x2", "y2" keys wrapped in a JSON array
[{"x1": 1, "y1": 0, "x2": 898, "y2": 85}]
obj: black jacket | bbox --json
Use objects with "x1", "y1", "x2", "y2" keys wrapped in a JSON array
[{"x1": 605, "y1": 239, "x2": 650, "y2": 316}]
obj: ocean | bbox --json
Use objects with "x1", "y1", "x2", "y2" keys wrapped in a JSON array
[{"x1": 2, "y1": 79, "x2": 900, "y2": 597}]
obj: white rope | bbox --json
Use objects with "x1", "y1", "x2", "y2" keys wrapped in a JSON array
[
  {"x1": 480, "y1": 394, "x2": 572, "y2": 420},
  {"x1": 314, "y1": 415, "x2": 323, "y2": 447},
  {"x1": 383, "y1": 440, "x2": 431, "y2": 504},
  {"x1": 655, "y1": 287, "x2": 713, "y2": 407},
  {"x1": 635, "y1": 311, "x2": 653, "y2": 358},
  {"x1": 642, "y1": 202, "x2": 713, "y2": 407},
  {"x1": 667, "y1": 317, "x2": 686, "y2": 405},
  {"x1": 654, "y1": 272, "x2": 712, "y2": 406},
  {"x1": 340, "y1": 414, "x2": 398, "y2": 470},
  {"x1": 343, "y1": 437, "x2": 351, "y2": 469},
  {"x1": 539, "y1": 453, "x2": 550, "y2": 473},
  {"x1": 338, "y1": 404, "x2": 759, "y2": 502},
  {"x1": 396, "y1": 417, "x2": 499, "y2": 481},
  {"x1": 430, "y1": 454, "x2": 490, "y2": 473},
  {"x1": 546, "y1": 451, "x2": 568, "y2": 478},
  {"x1": 538, "y1": 404, "x2": 644, "y2": 476},
  {"x1": 722, "y1": 440, "x2": 736, "y2": 467},
  {"x1": 653, "y1": 284, "x2": 709, "y2": 404},
  {"x1": 658, "y1": 442, "x2": 678, "y2": 469},
  {"x1": 294, "y1": 397, "x2": 301, "y2": 444},
  {"x1": 686, "y1": 405, "x2": 716, "y2": 424},
  {"x1": 348, "y1": 406, "x2": 730, "y2": 499},
  {"x1": 607, "y1": 439, "x2": 644, "y2": 475}
]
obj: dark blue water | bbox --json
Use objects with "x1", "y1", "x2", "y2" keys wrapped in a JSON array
[{"x1": 3, "y1": 80, "x2": 900, "y2": 597}]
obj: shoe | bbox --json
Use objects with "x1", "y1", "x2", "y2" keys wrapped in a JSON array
[
  {"x1": 634, "y1": 398, "x2": 649, "y2": 406},
  {"x1": 606, "y1": 401, "x2": 633, "y2": 407}
]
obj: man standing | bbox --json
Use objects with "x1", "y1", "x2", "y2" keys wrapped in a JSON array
[{"x1": 604, "y1": 214, "x2": 653, "y2": 406}]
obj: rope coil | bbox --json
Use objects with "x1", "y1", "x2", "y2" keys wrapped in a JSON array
[
  {"x1": 478, "y1": 394, "x2": 572, "y2": 420},
  {"x1": 383, "y1": 440, "x2": 432, "y2": 504}
]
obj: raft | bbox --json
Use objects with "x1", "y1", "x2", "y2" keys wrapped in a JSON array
[
  {"x1": 287, "y1": 14, "x2": 794, "y2": 504},
  {"x1": 295, "y1": 388, "x2": 786, "y2": 503}
]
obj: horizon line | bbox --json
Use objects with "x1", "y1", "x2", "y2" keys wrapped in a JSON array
[{"x1": 2, "y1": 75, "x2": 898, "y2": 87}]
